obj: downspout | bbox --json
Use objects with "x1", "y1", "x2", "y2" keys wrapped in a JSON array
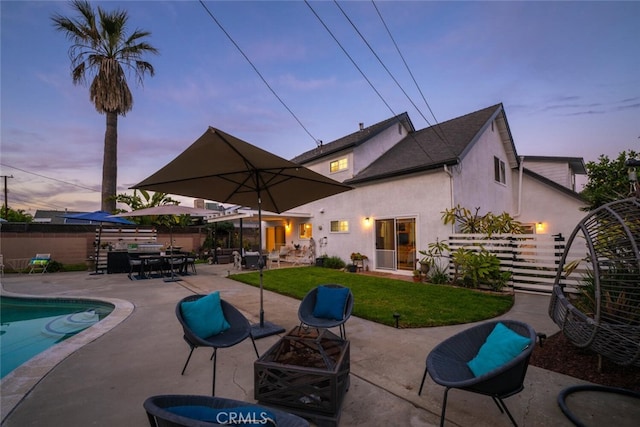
[
  {"x1": 444, "y1": 164, "x2": 455, "y2": 233},
  {"x1": 515, "y1": 156, "x2": 524, "y2": 218}
]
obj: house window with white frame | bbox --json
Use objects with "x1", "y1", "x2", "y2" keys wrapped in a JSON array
[
  {"x1": 330, "y1": 220, "x2": 349, "y2": 233},
  {"x1": 494, "y1": 156, "x2": 506, "y2": 184},
  {"x1": 330, "y1": 158, "x2": 348, "y2": 173}
]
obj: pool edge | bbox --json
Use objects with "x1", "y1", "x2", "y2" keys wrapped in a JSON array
[{"x1": 0, "y1": 291, "x2": 134, "y2": 423}]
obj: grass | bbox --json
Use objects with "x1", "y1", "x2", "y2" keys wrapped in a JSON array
[{"x1": 229, "y1": 267, "x2": 514, "y2": 328}]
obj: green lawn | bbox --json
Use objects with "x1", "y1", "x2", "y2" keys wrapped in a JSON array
[{"x1": 229, "y1": 267, "x2": 513, "y2": 328}]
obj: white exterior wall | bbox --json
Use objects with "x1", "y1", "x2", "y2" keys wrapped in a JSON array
[
  {"x1": 453, "y1": 122, "x2": 514, "y2": 217},
  {"x1": 303, "y1": 124, "x2": 406, "y2": 183},
  {"x1": 288, "y1": 170, "x2": 453, "y2": 273},
  {"x1": 515, "y1": 173, "x2": 587, "y2": 238},
  {"x1": 304, "y1": 151, "x2": 354, "y2": 182},
  {"x1": 524, "y1": 160, "x2": 573, "y2": 189},
  {"x1": 352, "y1": 123, "x2": 407, "y2": 176}
]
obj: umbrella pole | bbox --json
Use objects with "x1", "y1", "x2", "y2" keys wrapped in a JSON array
[
  {"x1": 251, "y1": 196, "x2": 285, "y2": 339},
  {"x1": 164, "y1": 223, "x2": 182, "y2": 282}
]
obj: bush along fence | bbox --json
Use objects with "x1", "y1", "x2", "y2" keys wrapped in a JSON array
[{"x1": 447, "y1": 233, "x2": 587, "y2": 293}]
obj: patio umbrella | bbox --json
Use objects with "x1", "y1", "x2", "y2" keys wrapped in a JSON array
[
  {"x1": 131, "y1": 127, "x2": 353, "y2": 338},
  {"x1": 113, "y1": 205, "x2": 218, "y2": 282},
  {"x1": 62, "y1": 211, "x2": 135, "y2": 275}
]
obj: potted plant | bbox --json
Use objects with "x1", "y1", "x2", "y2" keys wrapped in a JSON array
[
  {"x1": 350, "y1": 252, "x2": 368, "y2": 262},
  {"x1": 412, "y1": 269, "x2": 422, "y2": 282},
  {"x1": 419, "y1": 238, "x2": 450, "y2": 276},
  {"x1": 346, "y1": 263, "x2": 358, "y2": 273}
]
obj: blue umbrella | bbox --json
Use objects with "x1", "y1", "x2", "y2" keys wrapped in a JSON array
[
  {"x1": 62, "y1": 210, "x2": 135, "y2": 225},
  {"x1": 62, "y1": 211, "x2": 135, "y2": 274}
]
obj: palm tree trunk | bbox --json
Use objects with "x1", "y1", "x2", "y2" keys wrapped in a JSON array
[{"x1": 102, "y1": 112, "x2": 118, "y2": 213}]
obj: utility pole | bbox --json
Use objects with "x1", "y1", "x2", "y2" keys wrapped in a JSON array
[{"x1": 1, "y1": 175, "x2": 13, "y2": 219}]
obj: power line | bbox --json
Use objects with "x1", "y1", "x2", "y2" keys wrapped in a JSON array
[
  {"x1": 198, "y1": 0, "x2": 320, "y2": 146},
  {"x1": 0, "y1": 163, "x2": 99, "y2": 192},
  {"x1": 335, "y1": 0, "x2": 446, "y2": 143},
  {"x1": 305, "y1": 0, "x2": 434, "y2": 161},
  {"x1": 371, "y1": 0, "x2": 451, "y2": 147},
  {"x1": 304, "y1": 1, "x2": 397, "y2": 122}
]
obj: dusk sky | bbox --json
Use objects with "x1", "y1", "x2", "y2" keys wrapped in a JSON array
[{"x1": 1, "y1": 1, "x2": 639, "y2": 214}]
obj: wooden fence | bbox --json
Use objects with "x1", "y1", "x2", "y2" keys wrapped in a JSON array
[
  {"x1": 94, "y1": 227, "x2": 158, "y2": 273},
  {"x1": 447, "y1": 233, "x2": 587, "y2": 293}
]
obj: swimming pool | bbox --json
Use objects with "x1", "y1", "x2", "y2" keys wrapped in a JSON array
[{"x1": 0, "y1": 296, "x2": 114, "y2": 378}]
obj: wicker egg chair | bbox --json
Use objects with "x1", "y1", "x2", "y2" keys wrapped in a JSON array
[{"x1": 549, "y1": 197, "x2": 640, "y2": 367}]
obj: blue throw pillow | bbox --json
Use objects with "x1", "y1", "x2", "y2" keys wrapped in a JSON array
[
  {"x1": 467, "y1": 322, "x2": 532, "y2": 377},
  {"x1": 180, "y1": 292, "x2": 230, "y2": 339},
  {"x1": 167, "y1": 405, "x2": 276, "y2": 427},
  {"x1": 313, "y1": 285, "x2": 350, "y2": 320}
]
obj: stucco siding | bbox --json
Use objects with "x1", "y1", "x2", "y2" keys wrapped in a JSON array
[
  {"x1": 524, "y1": 160, "x2": 573, "y2": 189},
  {"x1": 288, "y1": 170, "x2": 452, "y2": 270},
  {"x1": 352, "y1": 123, "x2": 406, "y2": 175},
  {"x1": 453, "y1": 124, "x2": 514, "y2": 216},
  {"x1": 516, "y1": 173, "x2": 586, "y2": 237}
]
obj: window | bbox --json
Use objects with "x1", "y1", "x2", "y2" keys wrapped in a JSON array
[
  {"x1": 330, "y1": 158, "x2": 348, "y2": 173},
  {"x1": 299, "y1": 223, "x2": 313, "y2": 239},
  {"x1": 330, "y1": 220, "x2": 349, "y2": 233},
  {"x1": 494, "y1": 156, "x2": 506, "y2": 184}
]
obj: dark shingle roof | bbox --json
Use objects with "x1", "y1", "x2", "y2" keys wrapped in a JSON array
[
  {"x1": 290, "y1": 112, "x2": 415, "y2": 164},
  {"x1": 347, "y1": 104, "x2": 505, "y2": 184}
]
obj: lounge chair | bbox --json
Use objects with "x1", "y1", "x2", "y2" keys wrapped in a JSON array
[
  {"x1": 143, "y1": 394, "x2": 310, "y2": 427},
  {"x1": 176, "y1": 294, "x2": 259, "y2": 396},
  {"x1": 298, "y1": 284, "x2": 353, "y2": 339},
  {"x1": 28, "y1": 253, "x2": 51, "y2": 274},
  {"x1": 418, "y1": 319, "x2": 536, "y2": 426}
]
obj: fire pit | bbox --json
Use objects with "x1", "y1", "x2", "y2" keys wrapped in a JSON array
[{"x1": 254, "y1": 327, "x2": 350, "y2": 426}]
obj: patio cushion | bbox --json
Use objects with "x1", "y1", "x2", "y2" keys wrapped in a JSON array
[
  {"x1": 168, "y1": 405, "x2": 276, "y2": 426},
  {"x1": 181, "y1": 291, "x2": 230, "y2": 339},
  {"x1": 467, "y1": 322, "x2": 532, "y2": 377},
  {"x1": 313, "y1": 285, "x2": 350, "y2": 320}
]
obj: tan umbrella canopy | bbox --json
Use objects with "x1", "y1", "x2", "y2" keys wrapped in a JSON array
[
  {"x1": 132, "y1": 127, "x2": 353, "y2": 337},
  {"x1": 114, "y1": 205, "x2": 219, "y2": 218},
  {"x1": 133, "y1": 127, "x2": 352, "y2": 213}
]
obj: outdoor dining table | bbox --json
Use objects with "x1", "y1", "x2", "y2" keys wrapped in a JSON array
[{"x1": 136, "y1": 253, "x2": 186, "y2": 278}]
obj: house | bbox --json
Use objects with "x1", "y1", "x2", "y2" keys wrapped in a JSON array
[{"x1": 266, "y1": 103, "x2": 586, "y2": 275}]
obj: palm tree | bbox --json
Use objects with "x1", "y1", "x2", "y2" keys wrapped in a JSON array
[{"x1": 51, "y1": 0, "x2": 158, "y2": 212}]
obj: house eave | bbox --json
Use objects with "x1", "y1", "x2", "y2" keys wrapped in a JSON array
[
  {"x1": 523, "y1": 168, "x2": 586, "y2": 202},
  {"x1": 346, "y1": 159, "x2": 457, "y2": 185}
]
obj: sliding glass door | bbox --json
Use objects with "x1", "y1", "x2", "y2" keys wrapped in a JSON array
[{"x1": 374, "y1": 217, "x2": 416, "y2": 271}]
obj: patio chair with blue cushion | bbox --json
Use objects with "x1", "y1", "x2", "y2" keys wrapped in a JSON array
[
  {"x1": 144, "y1": 394, "x2": 310, "y2": 427},
  {"x1": 28, "y1": 253, "x2": 51, "y2": 274},
  {"x1": 298, "y1": 284, "x2": 353, "y2": 340},
  {"x1": 176, "y1": 293, "x2": 259, "y2": 396},
  {"x1": 418, "y1": 319, "x2": 536, "y2": 427}
]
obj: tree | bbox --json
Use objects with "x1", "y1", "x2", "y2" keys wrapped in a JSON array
[
  {"x1": 441, "y1": 205, "x2": 524, "y2": 236},
  {"x1": 115, "y1": 190, "x2": 181, "y2": 226},
  {"x1": 1, "y1": 205, "x2": 33, "y2": 222},
  {"x1": 52, "y1": 1, "x2": 158, "y2": 212},
  {"x1": 581, "y1": 150, "x2": 639, "y2": 211}
]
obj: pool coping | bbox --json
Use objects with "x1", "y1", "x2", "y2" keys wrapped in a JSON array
[{"x1": 0, "y1": 289, "x2": 134, "y2": 423}]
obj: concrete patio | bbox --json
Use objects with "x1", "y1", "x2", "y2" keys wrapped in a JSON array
[{"x1": 1, "y1": 264, "x2": 638, "y2": 426}]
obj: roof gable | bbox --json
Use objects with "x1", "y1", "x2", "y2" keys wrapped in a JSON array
[
  {"x1": 348, "y1": 104, "x2": 514, "y2": 183},
  {"x1": 290, "y1": 112, "x2": 414, "y2": 164}
]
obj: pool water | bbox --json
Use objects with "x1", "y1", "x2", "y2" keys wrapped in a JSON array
[{"x1": 0, "y1": 296, "x2": 114, "y2": 378}]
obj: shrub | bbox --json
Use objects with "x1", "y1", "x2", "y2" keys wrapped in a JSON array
[
  {"x1": 451, "y1": 248, "x2": 510, "y2": 291},
  {"x1": 322, "y1": 256, "x2": 346, "y2": 269}
]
